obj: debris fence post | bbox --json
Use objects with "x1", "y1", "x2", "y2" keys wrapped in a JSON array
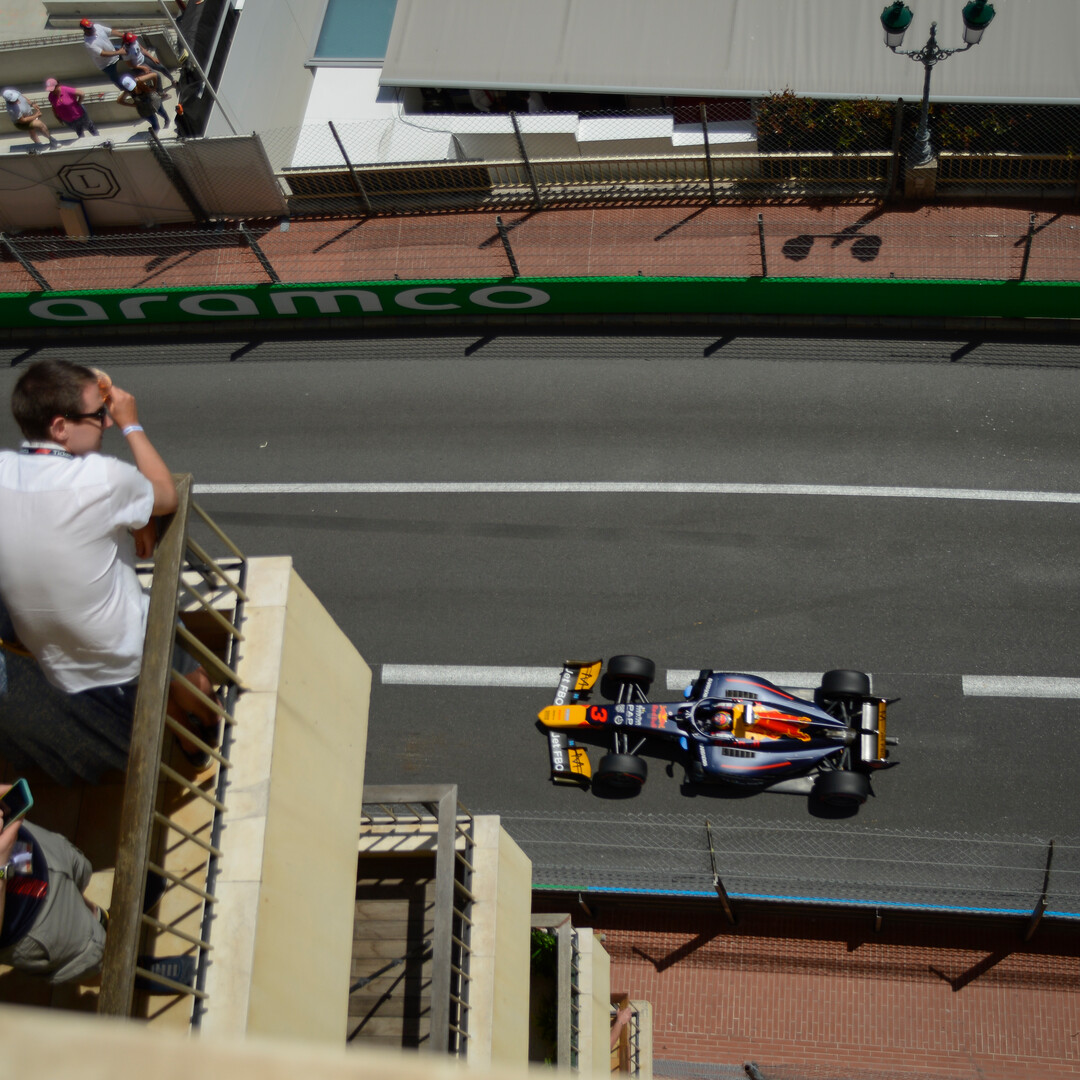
[
  {"x1": 700, "y1": 103, "x2": 717, "y2": 205},
  {"x1": 0, "y1": 233, "x2": 50, "y2": 291},
  {"x1": 495, "y1": 215, "x2": 520, "y2": 277},
  {"x1": 509, "y1": 110, "x2": 544, "y2": 210},
  {"x1": 328, "y1": 120, "x2": 374, "y2": 216},
  {"x1": 239, "y1": 221, "x2": 280, "y2": 284}
]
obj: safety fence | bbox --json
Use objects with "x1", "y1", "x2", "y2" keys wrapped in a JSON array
[
  {"x1": 255, "y1": 101, "x2": 1080, "y2": 217},
  {"x1": 98, "y1": 473, "x2": 247, "y2": 1020},
  {"x1": 499, "y1": 812, "x2": 1079, "y2": 921},
  {"x1": 1, "y1": 206, "x2": 1077, "y2": 294}
]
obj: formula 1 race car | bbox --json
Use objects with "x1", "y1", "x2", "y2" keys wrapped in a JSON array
[{"x1": 538, "y1": 656, "x2": 898, "y2": 807}]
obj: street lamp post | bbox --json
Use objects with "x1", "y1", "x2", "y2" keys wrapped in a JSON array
[{"x1": 880, "y1": 1, "x2": 997, "y2": 167}]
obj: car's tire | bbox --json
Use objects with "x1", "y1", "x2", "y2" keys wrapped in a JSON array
[
  {"x1": 813, "y1": 769, "x2": 870, "y2": 807},
  {"x1": 819, "y1": 669, "x2": 871, "y2": 698},
  {"x1": 595, "y1": 753, "x2": 648, "y2": 792},
  {"x1": 606, "y1": 655, "x2": 655, "y2": 687}
]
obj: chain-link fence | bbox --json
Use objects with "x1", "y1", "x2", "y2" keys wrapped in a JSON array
[
  {"x1": 251, "y1": 100, "x2": 1080, "y2": 217},
  {"x1": 2, "y1": 206, "x2": 1076, "y2": 294},
  {"x1": 497, "y1": 811, "x2": 1079, "y2": 919}
]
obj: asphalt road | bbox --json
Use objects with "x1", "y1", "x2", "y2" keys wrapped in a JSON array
[{"x1": 2, "y1": 333, "x2": 1078, "y2": 906}]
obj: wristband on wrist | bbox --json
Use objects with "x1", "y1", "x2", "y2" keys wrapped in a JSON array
[{"x1": 121, "y1": 424, "x2": 144, "y2": 437}]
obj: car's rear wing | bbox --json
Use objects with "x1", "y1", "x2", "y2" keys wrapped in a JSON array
[
  {"x1": 551, "y1": 659, "x2": 602, "y2": 705},
  {"x1": 857, "y1": 698, "x2": 897, "y2": 768}
]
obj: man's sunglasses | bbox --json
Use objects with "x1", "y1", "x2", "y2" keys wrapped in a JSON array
[{"x1": 64, "y1": 406, "x2": 109, "y2": 424}]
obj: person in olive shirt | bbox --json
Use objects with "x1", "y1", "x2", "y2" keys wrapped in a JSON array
[{"x1": 0, "y1": 785, "x2": 106, "y2": 982}]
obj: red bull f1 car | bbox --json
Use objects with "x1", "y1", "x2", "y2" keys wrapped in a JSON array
[{"x1": 538, "y1": 656, "x2": 898, "y2": 807}]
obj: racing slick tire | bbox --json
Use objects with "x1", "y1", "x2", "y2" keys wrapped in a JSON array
[
  {"x1": 602, "y1": 655, "x2": 655, "y2": 699},
  {"x1": 606, "y1": 655, "x2": 655, "y2": 686},
  {"x1": 819, "y1": 669, "x2": 871, "y2": 698},
  {"x1": 813, "y1": 769, "x2": 870, "y2": 807},
  {"x1": 595, "y1": 753, "x2": 648, "y2": 793}
]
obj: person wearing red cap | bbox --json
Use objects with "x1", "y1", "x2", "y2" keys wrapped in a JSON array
[
  {"x1": 44, "y1": 78, "x2": 98, "y2": 138},
  {"x1": 120, "y1": 31, "x2": 176, "y2": 90},
  {"x1": 79, "y1": 20, "x2": 126, "y2": 90}
]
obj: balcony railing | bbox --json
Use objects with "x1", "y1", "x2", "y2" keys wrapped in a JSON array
[
  {"x1": 98, "y1": 473, "x2": 248, "y2": 1019},
  {"x1": 360, "y1": 785, "x2": 477, "y2": 1055}
]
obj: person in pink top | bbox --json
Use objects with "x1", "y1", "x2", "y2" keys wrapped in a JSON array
[{"x1": 44, "y1": 79, "x2": 98, "y2": 138}]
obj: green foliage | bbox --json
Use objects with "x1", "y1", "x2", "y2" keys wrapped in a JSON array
[
  {"x1": 531, "y1": 928, "x2": 557, "y2": 977},
  {"x1": 756, "y1": 90, "x2": 894, "y2": 152}
]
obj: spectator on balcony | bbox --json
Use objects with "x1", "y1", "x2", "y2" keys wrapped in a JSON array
[
  {"x1": 0, "y1": 360, "x2": 221, "y2": 775},
  {"x1": 44, "y1": 79, "x2": 99, "y2": 139},
  {"x1": 0, "y1": 786, "x2": 107, "y2": 983},
  {"x1": 120, "y1": 31, "x2": 176, "y2": 90},
  {"x1": 3, "y1": 88, "x2": 60, "y2": 151},
  {"x1": 118, "y1": 73, "x2": 170, "y2": 133},
  {"x1": 80, "y1": 19, "x2": 127, "y2": 91}
]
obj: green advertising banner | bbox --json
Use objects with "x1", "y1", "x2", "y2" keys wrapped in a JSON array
[{"x1": 0, "y1": 277, "x2": 1076, "y2": 329}]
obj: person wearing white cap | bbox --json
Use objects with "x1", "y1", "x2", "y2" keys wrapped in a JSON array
[
  {"x1": 117, "y1": 72, "x2": 170, "y2": 133},
  {"x1": 3, "y1": 88, "x2": 60, "y2": 151},
  {"x1": 79, "y1": 19, "x2": 127, "y2": 90},
  {"x1": 45, "y1": 78, "x2": 98, "y2": 139}
]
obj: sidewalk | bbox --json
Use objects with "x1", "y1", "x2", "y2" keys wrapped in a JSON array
[
  {"x1": 545, "y1": 900, "x2": 1080, "y2": 1080},
  {"x1": 1, "y1": 202, "x2": 1077, "y2": 294}
]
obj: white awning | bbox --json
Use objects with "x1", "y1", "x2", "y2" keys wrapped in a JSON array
[{"x1": 381, "y1": 0, "x2": 1080, "y2": 104}]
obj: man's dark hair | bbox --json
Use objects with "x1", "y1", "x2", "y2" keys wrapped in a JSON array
[{"x1": 11, "y1": 358, "x2": 97, "y2": 441}]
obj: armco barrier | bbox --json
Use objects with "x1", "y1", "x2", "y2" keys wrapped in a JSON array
[{"x1": 2, "y1": 277, "x2": 1078, "y2": 330}]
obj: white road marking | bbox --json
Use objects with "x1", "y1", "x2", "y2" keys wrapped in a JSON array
[
  {"x1": 193, "y1": 481, "x2": 1080, "y2": 504},
  {"x1": 382, "y1": 664, "x2": 562, "y2": 687},
  {"x1": 380, "y1": 665, "x2": 1080, "y2": 700},
  {"x1": 962, "y1": 676, "x2": 1080, "y2": 699}
]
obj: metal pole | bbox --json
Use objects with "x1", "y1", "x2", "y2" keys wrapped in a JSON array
[
  {"x1": 328, "y1": 121, "x2": 374, "y2": 216},
  {"x1": 0, "y1": 233, "x2": 50, "y2": 290},
  {"x1": 1024, "y1": 839, "x2": 1054, "y2": 942},
  {"x1": 757, "y1": 213, "x2": 768, "y2": 278},
  {"x1": 495, "y1": 215, "x2": 520, "y2": 277},
  {"x1": 705, "y1": 820, "x2": 737, "y2": 926},
  {"x1": 509, "y1": 110, "x2": 544, "y2": 209},
  {"x1": 156, "y1": 0, "x2": 240, "y2": 135},
  {"x1": 885, "y1": 97, "x2": 904, "y2": 201},
  {"x1": 239, "y1": 221, "x2": 280, "y2": 284},
  {"x1": 912, "y1": 45, "x2": 935, "y2": 166},
  {"x1": 1018, "y1": 212, "x2": 1036, "y2": 282},
  {"x1": 700, "y1": 103, "x2": 717, "y2": 205}
]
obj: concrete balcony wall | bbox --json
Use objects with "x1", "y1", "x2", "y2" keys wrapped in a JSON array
[
  {"x1": 202, "y1": 556, "x2": 371, "y2": 1045},
  {"x1": 466, "y1": 818, "x2": 532, "y2": 1070},
  {"x1": 576, "y1": 930, "x2": 612, "y2": 1077}
]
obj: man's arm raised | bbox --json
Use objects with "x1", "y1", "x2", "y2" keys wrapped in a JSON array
[{"x1": 105, "y1": 385, "x2": 179, "y2": 515}]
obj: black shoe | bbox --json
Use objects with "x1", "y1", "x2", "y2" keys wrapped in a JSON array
[{"x1": 135, "y1": 954, "x2": 196, "y2": 993}]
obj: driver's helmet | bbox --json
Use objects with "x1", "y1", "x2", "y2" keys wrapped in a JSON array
[{"x1": 698, "y1": 701, "x2": 734, "y2": 733}]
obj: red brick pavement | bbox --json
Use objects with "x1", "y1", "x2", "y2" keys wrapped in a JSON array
[
  {"x1": 1, "y1": 202, "x2": 1076, "y2": 294},
  {"x1": 545, "y1": 902, "x2": 1080, "y2": 1080}
]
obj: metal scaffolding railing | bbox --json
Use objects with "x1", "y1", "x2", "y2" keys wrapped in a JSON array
[
  {"x1": 98, "y1": 473, "x2": 248, "y2": 1019},
  {"x1": 360, "y1": 784, "x2": 476, "y2": 1056}
]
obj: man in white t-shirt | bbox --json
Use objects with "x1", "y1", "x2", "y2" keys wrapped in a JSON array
[
  {"x1": 79, "y1": 19, "x2": 127, "y2": 91},
  {"x1": 0, "y1": 359, "x2": 219, "y2": 770}
]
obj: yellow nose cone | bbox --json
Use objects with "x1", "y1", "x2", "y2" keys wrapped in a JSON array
[{"x1": 538, "y1": 704, "x2": 589, "y2": 728}]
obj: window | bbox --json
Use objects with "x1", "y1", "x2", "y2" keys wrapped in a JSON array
[{"x1": 313, "y1": 0, "x2": 398, "y2": 63}]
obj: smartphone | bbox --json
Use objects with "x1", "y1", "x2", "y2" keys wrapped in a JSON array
[{"x1": 0, "y1": 779, "x2": 33, "y2": 826}]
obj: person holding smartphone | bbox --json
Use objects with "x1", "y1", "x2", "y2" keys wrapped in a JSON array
[{"x1": 0, "y1": 782, "x2": 108, "y2": 982}]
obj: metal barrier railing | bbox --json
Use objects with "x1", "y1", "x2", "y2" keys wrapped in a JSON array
[
  {"x1": 359, "y1": 784, "x2": 476, "y2": 1056},
  {"x1": 98, "y1": 473, "x2": 247, "y2": 1019},
  {"x1": 282, "y1": 151, "x2": 895, "y2": 213},
  {"x1": 938, "y1": 152, "x2": 1080, "y2": 188}
]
